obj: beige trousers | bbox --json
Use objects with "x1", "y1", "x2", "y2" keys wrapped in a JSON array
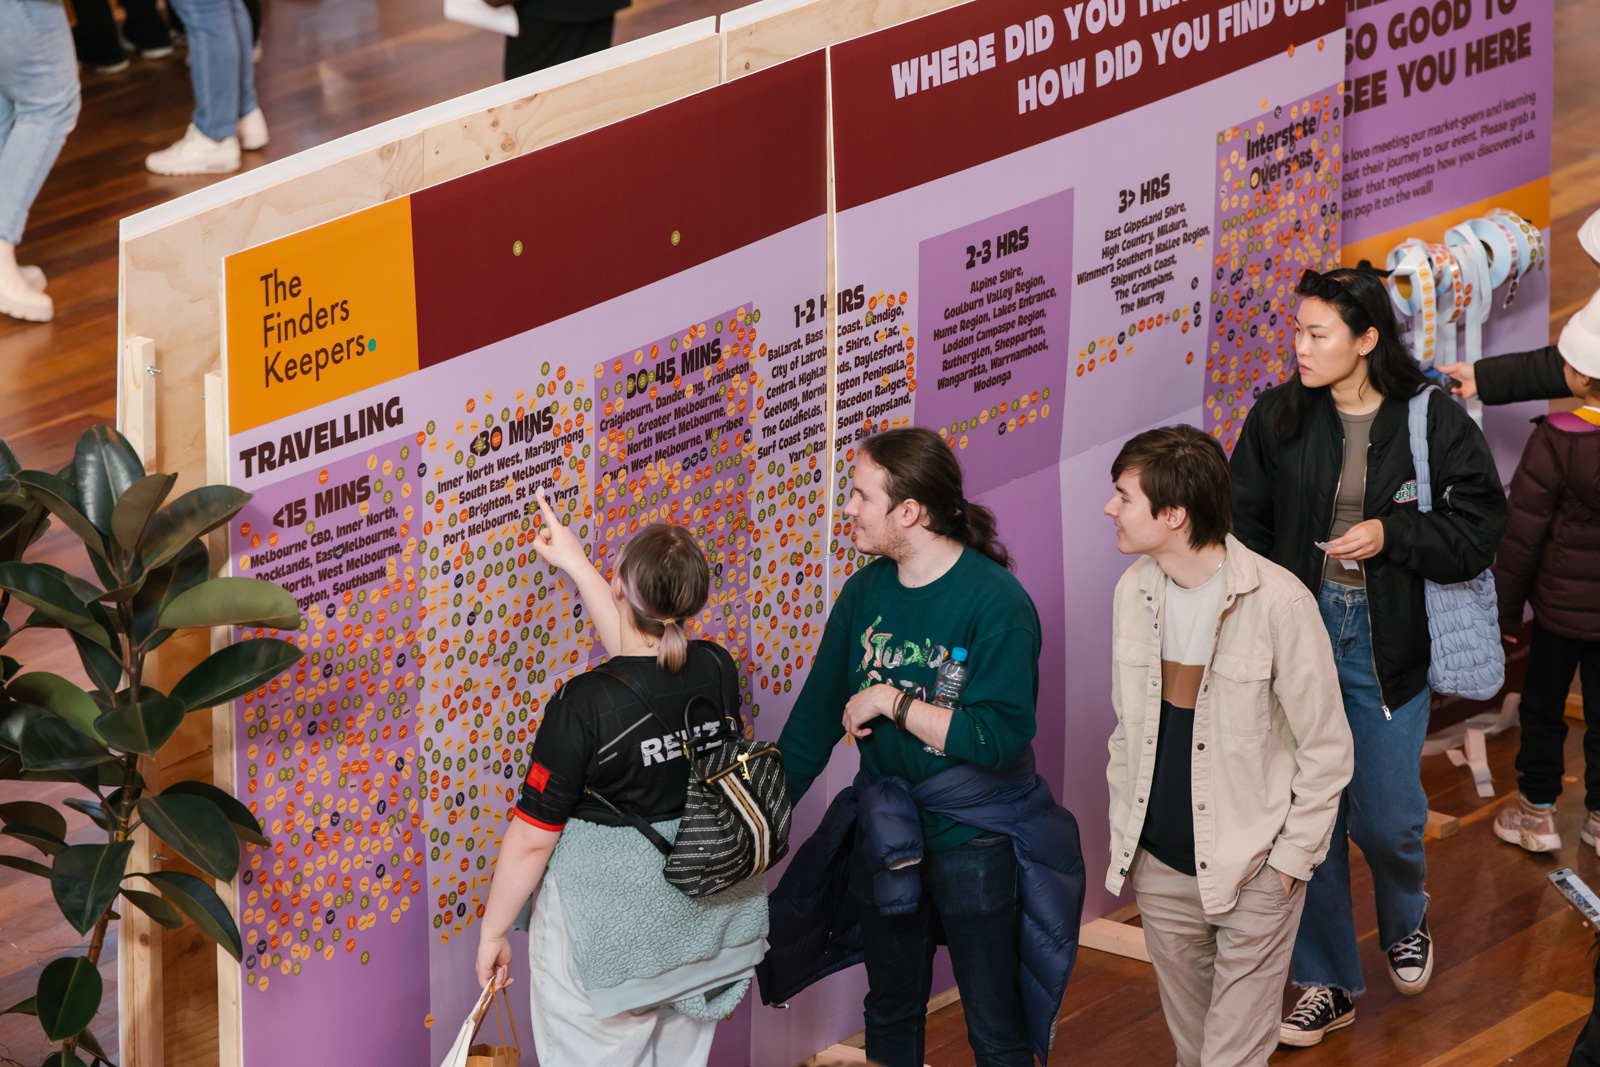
[{"x1": 1131, "y1": 850, "x2": 1306, "y2": 1067}]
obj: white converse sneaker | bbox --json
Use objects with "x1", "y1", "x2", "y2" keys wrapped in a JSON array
[
  {"x1": 146, "y1": 124, "x2": 241, "y2": 175},
  {"x1": 237, "y1": 108, "x2": 269, "y2": 151}
]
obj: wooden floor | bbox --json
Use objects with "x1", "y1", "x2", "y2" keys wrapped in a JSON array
[{"x1": 0, "y1": 0, "x2": 1596, "y2": 1063}]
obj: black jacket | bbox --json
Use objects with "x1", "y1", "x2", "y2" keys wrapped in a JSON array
[
  {"x1": 1230, "y1": 380, "x2": 1508, "y2": 710},
  {"x1": 1475, "y1": 345, "x2": 1568, "y2": 406}
]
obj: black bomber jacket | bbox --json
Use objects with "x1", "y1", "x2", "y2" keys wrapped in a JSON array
[{"x1": 1229, "y1": 379, "x2": 1508, "y2": 711}]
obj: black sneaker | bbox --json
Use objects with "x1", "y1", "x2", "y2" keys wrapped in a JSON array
[
  {"x1": 1279, "y1": 986, "x2": 1355, "y2": 1047},
  {"x1": 1386, "y1": 918, "x2": 1433, "y2": 994}
]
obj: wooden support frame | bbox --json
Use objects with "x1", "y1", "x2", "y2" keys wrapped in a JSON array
[
  {"x1": 1080, "y1": 902, "x2": 1151, "y2": 964},
  {"x1": 720, "y1": 0, "x2": 972, "y2": 80}
]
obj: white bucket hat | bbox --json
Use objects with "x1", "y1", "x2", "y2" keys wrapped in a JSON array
[
  {"x1": 1581, "y1": 207, "x2": 1600, "y2": 264},
  {"x1": 1558, "y1": 287, "x2": 1600, "y2": 378}
]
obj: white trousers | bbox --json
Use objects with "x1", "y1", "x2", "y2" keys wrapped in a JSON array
[{"x1": 528, "y1": 877, "x2": 718, "y2": 1067}]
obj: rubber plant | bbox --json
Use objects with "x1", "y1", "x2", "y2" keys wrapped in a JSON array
[{"x1": 0, "y1": 427, "x2": 303, "y2": 1066}]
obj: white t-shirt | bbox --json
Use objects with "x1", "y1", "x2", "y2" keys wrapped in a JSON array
[{"x1": 1162, "y1": 566, "x2": 1225, "y2": 708}]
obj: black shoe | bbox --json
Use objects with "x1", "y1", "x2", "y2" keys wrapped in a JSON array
[
  {"x1": 1387, "y1": 917, "x2": 1433, "y2": 994},
  {"x1": 1279, "y1": 986, "x2": 1355, "y2": 1047}
]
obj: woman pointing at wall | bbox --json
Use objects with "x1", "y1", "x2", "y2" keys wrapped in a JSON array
[{"x1": 1229, "y1": 267, "x2": 1507, "y2": 1047}]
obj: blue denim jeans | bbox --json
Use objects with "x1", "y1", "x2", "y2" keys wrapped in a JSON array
[
  {"x1": 0, "y1": 0, "x2": 81, "y2": 245},
  {"x1": 165, "y1": 0, "x2": 257, "y2": 142},
  {"x1": 1291, "y1": 581, "x2": 1430, "y2": 995},
  {"x1": 849, "y1": 831, "x2": 1032, "y2": 1067}
]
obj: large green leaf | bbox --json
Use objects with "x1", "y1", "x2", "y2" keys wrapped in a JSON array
[
  {"x1": 169, "y1": 638, "x2": 303, "y2": 713},
  {"x1": 0, "y1": 854, "x2": 51, "y2": 878},
  {"x1": 120, "y1": 888, "x2": 184, "y2": 930},
  {"x1": 163, "y1": 781, "x2": 268, "y2": 847},
  {"x1": 0, "y1": 800, "x2": 67, "y2": 839},
  {"x1": 62, "y1": 798, "x2": 108, "y2": 831},
  {"x1": 74, "y1": 427, "x2": 145, "y2": 536},
  {"x1": 50, "y1": 842, "x2": 132, "y2": 936},
  {"x1": 40, "y1": 1050, "x2": 87, "y2": 1066},
  {"x1": 129, "y1": 540, "x2": 208, "y2": 651},
  {"x1": 70, "y1": 632, "x2": 123, "y2": 698},
  {"x1": 14, "y1": 471, "x2": 107, "y2": 560},
  {"x1": 1, "y1": 823, "x2": 67, "y2": 856},
  {"x1": 0, "y1": 564, "x2": 108, "y2": 647},
  {"x1": 78, "y1": 1026, "x2": 113, "y2": 1064},
  {"x1": 0, "y1": 702, "x2": 51, "y2": 751},
  {"x1": 10, "y1": 673, "x2": 104, "y2": 742},
  {"x1": 140, "y1": 870, "x2": 242, "y2": 960},
  {"x1": 1, "y1": 996, "x2": 36, "y2": 1016},
  {"x1": 137, "y1": 795, "x2": 239, "y2": 880},
  {"x1": 159, "y1": 578, "x2": 301, "y2": 632},
  {"x1": 20, "y1": 717, "x2": 112, "y2": 771},
  {"x1": 140, "y1": 486, "x2": 250, "y2": 571},
  {"x1": 30, "y1": 564, "x2": 106, "y2": 611},
  {"x1": 36, "y1": 955, "x2": 101, "y2": 1041},
  {"x1": 111, "y1": 472, "x2": 177, "y2": 553},
  {"x1": 0, "y1": 440, "x2": 21, "y2": 480},
  {"x1": 94, "y1": 697, "x2": 183, "y2": 757}
]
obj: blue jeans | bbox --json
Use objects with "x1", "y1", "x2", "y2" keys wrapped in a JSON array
[
  {"x1": 165, "y1": 0, "x2": 256, "y2": 142},
  {"x1": 0, "y1": 0, "x2": 80, "y2": 246},
  {"x1": 849, "y1": 831, "x2": 1032, "y2": 1067},
  {"x1": 1291, "y1": 581, "x2": 1430, "y2": 995}
]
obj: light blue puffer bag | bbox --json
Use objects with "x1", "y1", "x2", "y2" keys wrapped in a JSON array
[{"x1": 1406, "y1": 387, "x2": 1505, "y2": 700}]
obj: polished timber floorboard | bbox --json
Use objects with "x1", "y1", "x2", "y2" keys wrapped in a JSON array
[{"x1": 1, "y1": 0, "x2": 1599, "y2": 1063}]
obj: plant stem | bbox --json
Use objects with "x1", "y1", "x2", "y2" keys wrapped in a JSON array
[{"x1": 60, "y1": 908, "x2": 113, "y2": 1059}]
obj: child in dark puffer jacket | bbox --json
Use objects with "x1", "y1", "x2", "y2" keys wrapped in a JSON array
[{"x1": 1494, "y1": 289, "x2": 1600, "y2": 856}]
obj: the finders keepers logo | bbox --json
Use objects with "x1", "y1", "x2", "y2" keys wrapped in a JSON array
[
  {"x1": 257, "y1": 267, "x2": 372, "y2": 388},
  {"x1": 224, "y1": 196, "x2": 418, "y2": 436}
]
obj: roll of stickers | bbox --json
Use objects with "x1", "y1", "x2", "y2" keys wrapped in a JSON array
[
  {"x1": 1443, "y1": 222, "x2": 1492, "y2": 425},
  {"x1": 1426, "y1": 242, "x2": 1466, "y2": 367},
  {"x1": 1387, "y1": 239, "x2": 1439, "y2": 365}
]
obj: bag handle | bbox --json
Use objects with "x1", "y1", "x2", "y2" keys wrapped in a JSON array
[
  {"x1": 1406, "y1": 387, "x2": 1435, "y2": 514},
  {"x1": 490, "y1": 984, "x2": 520, "y2": 1054},
  {"x1": 582, "y1": 785, "x2": 673, "y2": 857}
]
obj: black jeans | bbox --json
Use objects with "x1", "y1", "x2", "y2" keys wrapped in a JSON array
[
  {"x1": 503, "y1": 13, "x2": 613, "y2": 80},
  {"x1": 1571, "y1": 934, "x2": 1600, "y2": 1066},
  {"x1": 1515, "y1": 621, "x2": 1600, "y2": 809},
  {"x1": 849, "y1": 831, "x2": 1033, "y2": 1067}
]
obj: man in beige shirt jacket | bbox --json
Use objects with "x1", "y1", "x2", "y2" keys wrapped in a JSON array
[{"x1": 1102, "y1": 425, "x2": 1353, "y2": 1067}]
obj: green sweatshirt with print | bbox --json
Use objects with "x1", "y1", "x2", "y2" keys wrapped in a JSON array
[{"x1": 777, "y1": 546, "x2": 1042, "y2": 850}]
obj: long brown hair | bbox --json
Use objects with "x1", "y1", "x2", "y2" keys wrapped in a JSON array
[
  {"x1": 615, "y1": 523, "x2": 710, "y2": 672},
  {"x1": 858, "y1": 427, "x2": 1012, "y2": 570}
]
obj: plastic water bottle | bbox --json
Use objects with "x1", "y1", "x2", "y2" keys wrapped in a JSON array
[{"x1": 932, "y1": 647, "x2": 969, "y2": 710}]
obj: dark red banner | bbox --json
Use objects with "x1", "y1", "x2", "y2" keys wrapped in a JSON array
[
  {"x1": 410, "y1": 50, "x2": 829, "y2": 368},
  {"x1": 830, "y1": 0, "x2": 1343, "y2": 210}
]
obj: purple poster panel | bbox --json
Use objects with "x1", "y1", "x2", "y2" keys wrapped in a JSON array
[
  {"x1": 1207, "y1": 86, "x2": 1341, "y2": 451},
  {"x1": 919, "y1": 189, "x2": 1073, "y2": 493}
]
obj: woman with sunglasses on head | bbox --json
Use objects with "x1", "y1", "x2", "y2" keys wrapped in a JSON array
[{"x1": 1229, "y1": 267, "x2": 1507, "y2": 1047}]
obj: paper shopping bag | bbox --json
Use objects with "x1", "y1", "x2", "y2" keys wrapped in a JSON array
[{"x1": 465, "y1": 985, "x2": 521, "y2": 1067}]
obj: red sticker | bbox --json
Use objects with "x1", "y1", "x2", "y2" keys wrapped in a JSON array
[{"x1": 524, "y1": 762, "x2": 550, "y2": 792}]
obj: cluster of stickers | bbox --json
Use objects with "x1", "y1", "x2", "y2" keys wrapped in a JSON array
[
  {"x1": 1206, "y1": 87, "x2": 1342, "y2": 452},
  {"x1": 235, "y1": 305, "x2": 830, "y2": 988}
]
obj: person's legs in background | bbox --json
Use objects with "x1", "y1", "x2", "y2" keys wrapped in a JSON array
[
  {"x1": 148, "y1": 0, "x2": 264, "y2": 174},
  {"x1": 121, "y1": 0, "x2": 177, "y2": 57},
  {"x1": 69, "y1": 0, "x2": 130, "y2": 73},
  {"x1": 0, "y1": 0, "x2": 81, "y2": 323},
  {"x1": 1500, "y1": 621, "x2": 1583, "y2": 852},
  {"x1": 503, "y1": 11, "x2": 614, "y2": 80}
]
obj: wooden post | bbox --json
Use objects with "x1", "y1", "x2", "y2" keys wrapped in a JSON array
[
  {"x1": 205, "y1": 371, "x2": 243, "y2": 1067},
  {"x1": 118, "y1": 340, "x2": 164, "y2": 1067},
  {"x1": 119, "y1": 822, "x2": 165, "y2": 1067}
]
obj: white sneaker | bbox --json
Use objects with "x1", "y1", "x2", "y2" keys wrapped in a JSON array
[
  {"x1": 18, "y1": 265, "x2": 45, "y2": 291},
  {"x1": 0, "y1": 266, "x2": 53, "y2": 322},
  {"x1": 237, "y1": 108, "x2": 269, "y2": 151},
  {"x1": 146, "y1": 124, "x2": 241, "y2": 175}
]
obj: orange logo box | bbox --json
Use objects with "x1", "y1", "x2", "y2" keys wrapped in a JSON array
[{"x1": 223, "y1": 197, "x2": 420, "y2": 436}]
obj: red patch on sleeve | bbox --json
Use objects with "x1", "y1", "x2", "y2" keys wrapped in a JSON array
[{"x1": 524, "y1": 762, "x2": 551, "y2": 792}]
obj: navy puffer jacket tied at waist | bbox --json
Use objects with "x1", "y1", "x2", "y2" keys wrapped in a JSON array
[{"x1": 756, "y1": 749, "x2": 1086, "y2": 1064}]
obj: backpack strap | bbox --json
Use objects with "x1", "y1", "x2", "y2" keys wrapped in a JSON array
[
  {"x1": 582, "y1": 786, "x2": 673, "y2": 857},
  {"x1": 1406, "y1": 387, "x2": 1435, "y2": 514}
]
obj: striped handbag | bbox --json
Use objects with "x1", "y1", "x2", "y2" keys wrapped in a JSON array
[{"x1": 591, "y1": 645, "x2": 792, "y2": 898}]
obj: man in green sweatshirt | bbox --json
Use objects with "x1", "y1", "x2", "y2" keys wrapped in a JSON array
[{"x1": 777, "y1": 427, "x2": 1042, "y2": 1067}]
